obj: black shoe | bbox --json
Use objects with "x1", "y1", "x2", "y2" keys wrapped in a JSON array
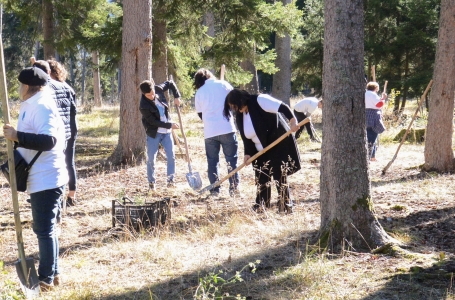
[
  {"x1": 66, "y1": 197, "x2": 77, "y2": 207},
  {"x1": 149, "y1": 182, "x2": 156, "y2": 191},
  {"x1": 26, "y1": 198, "x2": 31, "y2": 204}
]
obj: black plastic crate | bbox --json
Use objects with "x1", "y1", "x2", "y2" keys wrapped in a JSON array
[{"x1": 112, "y1": 197, "x2": 171, "y2": 230}]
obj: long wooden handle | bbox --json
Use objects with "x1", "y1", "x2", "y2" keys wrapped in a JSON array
[
  {"x1": 382, "y1": 80, "x2": 433, "y2": 175},
  {"x1": 220, "y1": 64, "x2": 225, "y2": 81},
  {"x1": 0, "y1": 35, "x2": 28, "y2": 281},
  {"x1": 383, "y1": 80, "x2": 388, "y2": 94},
  {"x1": 198, "y1": 117, "x2": 310, "y2": 194},
  {"x1": 371, "y1": 65, "x2": 376, "y2": 82}
]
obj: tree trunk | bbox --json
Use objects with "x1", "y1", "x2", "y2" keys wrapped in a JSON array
[
  {"x1": 92, "y1": 51, "x2": 102, "y2": 107},
  {"x1": 81, "y1": 50, "x2": 86, "y2": 106},
  {"x1": 272, "y1": 0, "x2": 292, "y2": 105},
  {"x1": 42, "y1": 0, "x2": 55, "y2": 59},
  {"x1": 320, "y1": 0, "x2": 390, "y2": 251},
  {"x1": 110, "y1": 0, "x2": 152, "y2": 165},
  {"x1": 399, "y1": 50, "x2": 409, "y2": 112},
  {"x1": 423, "y1": 0, "x2": 455, "y2": 172},
  {"x1": 152, "y1": 16, "x2": 168, "y2": 101}
]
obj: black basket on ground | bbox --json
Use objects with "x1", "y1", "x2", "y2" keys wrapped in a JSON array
[{"x1": 112, "y1": 197, "x2": 171, "y2": 230}]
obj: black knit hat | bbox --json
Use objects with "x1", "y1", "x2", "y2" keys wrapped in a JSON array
[{"x1": 18, "y1": 67, "x2": 48, "y2": 86}]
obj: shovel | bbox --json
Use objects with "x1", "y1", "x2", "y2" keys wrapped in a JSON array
[
  {"x1": 0, "y1": 34, "x2": 40, "y2": 297},
  {"x1": 175, "y1": 104, "x2": 202, "y2": 190},
  {"x1": 199, "y1": 117, "x2": 310, "y2": 195}
]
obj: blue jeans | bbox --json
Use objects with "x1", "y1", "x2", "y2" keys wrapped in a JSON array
[
  {"x1": 147, "y1": 133, "x2": 175, "y2": 183},
  {"x1": 205, "y1": 132, "x2": 239, "y2": 193},
  {"x1": 367, "y1": 127, "x2": 378, "y2": 159},
  {"x1": 30, "y1": 186, "x2": 64, "y2": 284}
]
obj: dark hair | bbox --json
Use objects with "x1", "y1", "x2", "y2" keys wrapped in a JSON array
[
  {"x1": 32, "y1": 60, "x2": 50, "y2": 74},
  {"x1": 139, "y1": 79, "x2": 155, "y2": 94},
  {"x1": 18, "y1": 67, "x2": 49, "y2": 86},
  {"x1": 48, "y1": 59, "x2": 68, "y2": 82},
  {"x1": 193, "y1": 68, "x2": 215, "y2": 90},
  {"x1": 223, "y1": 89, "x2": 251, "y2": 120}
]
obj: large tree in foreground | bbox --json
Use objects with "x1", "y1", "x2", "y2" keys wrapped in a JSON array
[
  {"x1": 319, "y1": 0, "x2": 391, "y2": 250},
  {"x1": 111, "y1": 0, "x2": 152, "y2": 164},
  {"x1": 423, "y1": 0, "x2": 455, "y2": 173}
]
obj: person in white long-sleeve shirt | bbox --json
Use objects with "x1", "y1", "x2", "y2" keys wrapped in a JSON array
[
  {"x1": 193, "y1": 68, "x2": 240, "y2": 196},
  {"x1": 293, "y1": 97, "x2": 322, "y2": 141}
]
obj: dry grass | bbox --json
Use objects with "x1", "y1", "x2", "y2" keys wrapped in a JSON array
[{"x1": 1, "y1": 101, "x2": 454, "y2": 300}]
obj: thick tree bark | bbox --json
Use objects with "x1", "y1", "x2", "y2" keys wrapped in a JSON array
[
  {"x1": 110, "y1": 0, "x2": 152, "y2": 165},
  {"x1": 92, "y1": 51, "x2": 102, "y2": 107},
  {"x1": 42, "y1": 0, "x2": 55, "y2": 59},
  {"x1": 423, "y1": 0, "x2": 455, "y2": 172},
  {"x1": 320, "y1": 0, "x2": 390, "y2": 251},
  {"x1": 152, "y1": 16, "x2": 168, "y2": 100},
  {"x1": 272, "y1": 0, "x2": 292, "y2": 105}
]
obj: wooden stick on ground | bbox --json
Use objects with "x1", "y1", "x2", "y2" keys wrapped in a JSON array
[{"x1": 382, "y1": 80, "x2": 433, "y2": 175}]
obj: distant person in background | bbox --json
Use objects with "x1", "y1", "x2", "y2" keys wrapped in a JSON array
[
  {"x1": 223, "y1": 89, "x2": 301, "y2": 213},
  {"x1": 32, "y1": 57, "x2": 78, "y2": 206},
  {"x1": 193, "y1": 68, "x2": 240, "y2": 197},
  {"x1": 293, "y1": 97, "x2": 322, "y2": 142},
  {"x1": 139, "y1": 79, "x2": 179, "y2": 190},
  {"x1": 365, "y1": 82, "x2": 387, "y2": 161},
  {"x1": 3, "y1": 67, "x2": 68, "y2": 291},
  {"x1": 48, "y1": 60, "x2": 78, "y2": 205}
]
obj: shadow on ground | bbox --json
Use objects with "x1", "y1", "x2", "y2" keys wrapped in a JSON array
[{"x1": 362, "y1": 257, "x2": 455, "y2": 300}]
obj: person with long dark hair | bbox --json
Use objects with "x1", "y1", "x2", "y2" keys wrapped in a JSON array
[
  {"x1": 223, "y1": 89, "x2": 301, "y2": 213},
  {"x1": 193, "y1": 68, "x2": 240, "y2": 197}
]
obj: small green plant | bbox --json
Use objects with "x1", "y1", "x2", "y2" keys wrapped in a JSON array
[{"x1": 194, "y1": 260, "x2": 260, "y2": 300}]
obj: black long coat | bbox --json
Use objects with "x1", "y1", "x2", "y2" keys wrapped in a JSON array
[{"x1": 235, "y1": 95, "x2": 301, "y2": 176}]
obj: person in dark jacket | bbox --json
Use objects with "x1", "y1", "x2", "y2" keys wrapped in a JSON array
[
  {"x1": 139, "y1": 79, "x2": 179, "y2": 190},
  {"x1": 48, "y1": 59, "x2": 78, "y2": 205},
  {"x1": 154, "y1": 80, "x2": 181, "y2": 107},
  {"x1": 223, "y1": 89, "x2": 301, "y2": 213},
  {"x1": 32, "y1": 58, "x2": 78, "y2": 207}
]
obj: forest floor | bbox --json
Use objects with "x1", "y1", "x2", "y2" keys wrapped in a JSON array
[{"x1": 0, "y1": 103, "x2": 454, "y2": 300}]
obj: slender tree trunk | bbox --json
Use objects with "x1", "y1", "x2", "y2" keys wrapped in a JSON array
[
  {"x1": 81, "y1": 50, "x2": 86, "y2": 105},
  {"x1": 272, "y1": 0, "x2": 292, "y2": 105},
  {"x1": 111, "y1": 0, "x2": 152, "y2": 165},
  {"x1": 42, "y1": 0, "x2": 55, "y2": 59},
  {"x1": 152, "y1": 15, "x2": 168, "y2": 101},
  {"x1": 240, "y1": 59, "x2": 259, "y2": 94},
  {"x1": 423, "y1": 0, "x2": 455, "y2": 172},
  {"x1": 92, "y1": 51, "x2": 102, "y2": 107},
  {"x1": 69, "y1": 56, "x2": 75, "y2": 86},
  {"x1": 399, "y1": 50, "x2": 409, "y2": 112},
  {"x1": 34, "y1": 41, "x2": 40, "y2": 59},
  {"x1": 320, "y1": 0, "x2": 390, "y2": 251}
]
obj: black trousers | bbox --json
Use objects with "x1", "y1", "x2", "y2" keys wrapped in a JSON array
[
  {"x1": 253, "y1": 154, "x2": 291, "y2": 207},
  {"x1": 294, "y1": 110, "x2": 314, "y2": 139}
]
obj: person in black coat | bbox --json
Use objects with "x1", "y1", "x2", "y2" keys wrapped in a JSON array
[{"x1": 223, "y1": 89, "x2": 301, "y2": 213}]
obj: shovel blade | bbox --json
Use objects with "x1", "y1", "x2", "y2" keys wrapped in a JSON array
[
  {"x1": 186, "y1": 171, "x2": 202, "y2": 190},
  {"x1": 15, "y1": 258, "x2": 40, "y2": 297}
]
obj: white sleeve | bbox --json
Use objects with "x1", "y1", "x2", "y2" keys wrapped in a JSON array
[{"x1": 257, "y1": 94, "x2": 281, "y2": 113}]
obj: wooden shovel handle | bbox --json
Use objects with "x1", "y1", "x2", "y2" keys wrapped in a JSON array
[
  {"x1": 198, "y1": 117, "x2": 310, "y2": 194},
  {"x1": 0, "y1": 36, "x2": 29, "y2": 281},
  {"x1": 383, "y1": 80, "x2": 388, "y2": 94},
  {"x1": 220, "y1": 64, "x2": 225, "y2": 81},
  {"x1": 382, "y1": 80, "x2": 433, "y2": 175}
]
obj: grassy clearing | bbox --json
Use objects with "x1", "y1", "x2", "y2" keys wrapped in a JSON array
[{"x1": 0, "y1": 101, "x2": 454, "y2": 299}]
